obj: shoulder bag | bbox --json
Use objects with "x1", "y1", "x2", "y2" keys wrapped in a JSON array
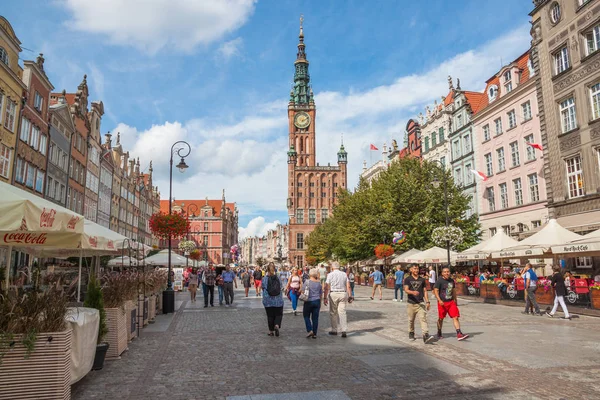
[{"x1": 299, "y1": 281, "x2": 310, "y2": 302}]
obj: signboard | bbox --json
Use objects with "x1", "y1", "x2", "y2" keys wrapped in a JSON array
[{"x1": 173, "y1": 268, "x2": 184, "y2": 291}]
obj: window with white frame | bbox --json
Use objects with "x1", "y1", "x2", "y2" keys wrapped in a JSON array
[
  {"x1": 575, "y1": 256, "x2": 593, "y2": 268},
  {"x1": 559, "y1": 97, "x2": 577, "y2": 133},
  {"x1": 452, "y1": 140, "x2": 461, "y2": 160},
  {"x1": 508, "y1": 110, "x2": 517, "y2": 129},
  {"x1": 513, "y1": 178, "x2": 523, "y2": 206},
  {"x1": 585, "y1": 23, "x2": 600, "y2": 56},
  {"x1": 440, "y1": 156, "x2": 446, "y2": 167},
  {"x1": 554, "y1": 46, "x2": 569, "y2": 75},
  {"x1": 465, "y1": 194, "x2": 474, "y2": 219},
  {"x1": 464, "y1": 133, "x2": 471, "y2": 153},
  {"x1": 34, "y1": 92, "x2": 44, "y2": 112},
  {"x1": 20, "y1": 118, "x2": 31, "y2": 143},
  {"x1": 456, "y1": 114, "x2": 463, "y2": 129},
  {"x1": 431, "y1": 132, "x2": 437, "y2": 147},
  {"x1": 321, "y1": 208, "x2": 328, "y2": 222},
  {"x1": 424, "y1": 137, "x2": 430, "y2": 152},
  {"x1": 499, "y1": 183, "x2": 508, "y2": 209},
  {"x1": 483, "y1": 124, "x2": 490, "y2": 141},
  {"x1": 0, "y1": 143, "x2": 11, "y2": 179},
  {"x1": 0, "y1": 92, "x2": 3, "y2": 125},
  {"x1": 591, "y1": 82, "x2": 600, "y2": 121},
  {"x1": 439, "y1": 127, "x2": 445, "y2": 142},
  {"x1": 465, "y1": 163, "x2": 473, "y2": 184},
  {"x1": 35, "y1": 170, "x2": 44, "y2": 193},
  {"x1": 486, "y1": 187, "x2": 495, "y2": 212},
  {"x1": 485, "y1": 153, "x2": 493, "y2": 176},
  {"x1": 4, "y1": 99, "x2": 16, "y2": 132},
  {"x1": 0, "y1": 47, "x2": 9, "y2": 66},
  {"x1": 296, "y1": 209, "x2": 304, "y2": 224},
  {"x1": 528, "y1": 173, "x2": 540, "y2": 202},
  {"x1": 510, "y1": 141, "x2": 520, "y2": 167},
  {"x1": 550, "y1": 2, "x2": 561, "y2": 24},
  {"x1": 497, "y1": 147, "x2": 506, "y2": 172},
  {"x1": 47, "y1": 176, "x2": 55, "y2": 198},
  {"x1": 309, "y1": 209, "x2": 316, "y2": 224},
  {"x1": 525, "y1": 134, "x2": 536, "y2": 161},
  {"x1": 26, "y1": 163, "x2": 35, "y2": 188},
  {"x1": 15, "y1": 158, "x2": 25, "y2": 184},
  {"x1": 454, "y1": 167, "x2": 463, "y2": 186},
  {"x1": 504, "y1": 70, "x2": 512, "y2": 93},
  {"x1": 494, "y1": 118, "x2": 503, "y2": 135},
  {"x1": 39, "y1": 134, "x2": 47, "y2": 156},
  {"x1": 522, "y1": 101, "x2": 532, "y2": 120},
  {"x1": 566, "y1": 156, "x2": 584, "y2": 198},
  {"x1": 488, "y1": 85, "x2": 498, "y2": 102},
  {"x1": 30, "y1": 126, "x2": 40, "y2": 151}
]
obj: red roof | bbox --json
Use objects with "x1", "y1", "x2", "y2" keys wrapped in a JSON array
[
  {"x1": 463, "y1": 91, "x2": 486, "y2": 114},
  {"x1": 50, "y1": 92, "x2": 76, "y2": 106},
  {"x1": 159, "y1": 199, "x2": 235, "y2": 215}
]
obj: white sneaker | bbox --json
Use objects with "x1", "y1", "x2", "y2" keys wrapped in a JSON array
[
  {"x1": 393, "y1": 299, "x2": 398, "y2": 302},
  {"x1": 400, "y1": 299, "x2": 403, "y2": 302}
]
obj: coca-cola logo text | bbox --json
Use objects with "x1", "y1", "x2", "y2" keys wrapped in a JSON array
[
  {"x1": 89, "y1": 236, "x2": 98, "y2": 248},
  {"x1": 40, "y1": 208, "x2": 57, "y2": 228},
  {"x1": 67, "y1": 216, "x2": 80, "y2": 230},
  {"x1": 107, "y1": 240, "x2": 115, "y2": 249},
  {"x1": 3, "y1": 232, "x2": 48, "y2": 245}
]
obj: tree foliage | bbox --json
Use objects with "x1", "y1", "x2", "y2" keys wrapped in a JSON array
[{"x1": 306, "y1": 157, "x2": 480, "y2": 263}]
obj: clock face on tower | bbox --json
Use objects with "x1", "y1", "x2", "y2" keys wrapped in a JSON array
[{"x1": 294, "y1": 112, "x2": 311, "y2": 129}]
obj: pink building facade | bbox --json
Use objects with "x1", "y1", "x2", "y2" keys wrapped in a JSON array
[{"x1": 474, "y1": 51, "x2": 548, "y2": 240}]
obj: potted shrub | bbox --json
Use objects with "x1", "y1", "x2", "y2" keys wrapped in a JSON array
[
  {"x1": 454, "y1": 277, "x2": 467, "y2": 296},
  {"x1": 535, "y1": 278, "x2": 554, "y2": 305},
  {"x1": 481, "y1": 280, "x2": 502, "y2": 300},
  {"x1": 102, "y1": 273, "x2": 128, "y2": 360},
  {"x1": 386, "y1": 273, "x2": 396, "y2": 289},
  {"x1": 0, "y1": 288, "x2": 72, "y2": 399},
  {"x1": 84, "y1": 276, "x2": 109, "y2": 370},
  {"x1": 590, "y1": 284, "x2": 600, "y2": 309}
]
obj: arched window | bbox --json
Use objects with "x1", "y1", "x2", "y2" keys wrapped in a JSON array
[{"x1": 0, "y1": 47, "x2": 9, "y2": 66}]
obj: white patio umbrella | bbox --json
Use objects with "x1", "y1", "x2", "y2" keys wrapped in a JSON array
[
  {"x1": 391, "y1": 249, "x2": 422, "y2": 264},
  {"x1": 454, "y1": 230, "x2": 519, "y2": 261},
  {"x1": 143, "y1": 249, "x2": 189, "y2": 266},
  {"x1": 107, "y1": 256, "x2": 139, "y2": 267},
  {"x1": 492, "y1": 219, "x2": 581, "y2": 258},
  {"x1": 550, "y1": 227, "x2": 600, "y2": 255},
  {"x1": 0, "y1": 181, "x2": 84, "y2": 290},
  {"x1": 406, "y1": 246, "x2": 458, "y2": 264}
]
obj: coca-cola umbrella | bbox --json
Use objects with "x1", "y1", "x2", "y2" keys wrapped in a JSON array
[{"x1": 0, "y1": 180, "x2": 84, "y2": 291}]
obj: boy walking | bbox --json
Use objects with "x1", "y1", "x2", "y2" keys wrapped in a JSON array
[
  {"x1": 403, "y1": 264, "x2": 433, "y2": 343},
  {"x1": 433, "y1": 267, "x2": 469, "y2": 341}
]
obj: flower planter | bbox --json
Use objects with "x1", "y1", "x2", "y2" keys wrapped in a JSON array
[
  {"x1": 484, "y1": 284, "x2": 502, "y2": 300},
  {"x1": 387, "y1": 278, "x2": 396, "y2": 289},
  {"x1": 536, "y1": 288, "x2": 554, "y2": 305},
  {"x1": 105, "y1": 307, "x2": 128, "y2": 360},
  {"x1": 455, "y1": 282, "x2": 467, "y2": 296},
  {"x1": 0, "y1": 329, "x2": 72, "y2": 400},
  {"x1": 125, "y1": 300, "x2": 137, "y2": 341},
  {"x1": 591, "y1": 290, "x2": 600, "y2": 310}
]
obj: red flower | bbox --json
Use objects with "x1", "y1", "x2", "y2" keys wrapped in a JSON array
[
  {"x1": 374, "y1": 244, "x2": 394, "y2": 259},
  {"x1": 149, "y1": 212, "x2": 190, "y2": 240}
]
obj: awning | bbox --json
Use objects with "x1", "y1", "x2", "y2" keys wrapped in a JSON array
[{"x1": 406, "y1": 246, "x2": 457, "y2": 264}]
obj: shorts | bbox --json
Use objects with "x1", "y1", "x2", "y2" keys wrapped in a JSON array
[
  {"x1": 255, "y1": 279, "x2": 262, "y2": 287},
  {"x1": 438, "y1": 300, "x2": 460, "y2": 319},
  {"x1": 320, "y1": 278, "x2": 326, "y2": 285}
]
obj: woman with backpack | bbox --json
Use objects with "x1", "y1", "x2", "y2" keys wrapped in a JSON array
[
  {"x1": 285, "y1": 267, "x2": 302, "y2": 316},
  {"x1": 262, "y1": 263, "x2": 284, "y2": 337}
]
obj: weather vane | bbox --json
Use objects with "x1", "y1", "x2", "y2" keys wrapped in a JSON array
[{"x1": 300, "y1": 14, "x2": 304, "y2": 28}]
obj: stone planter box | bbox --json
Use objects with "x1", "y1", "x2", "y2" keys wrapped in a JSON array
[
  {"x1": 479, "y1": 284, "x2": 487, "y2": 298},
  {"x1": 0, "y1": 329, "x2": 72, "y2": 400},
  {"x1": 148, "y1": 295, "x2": 156, "y2": 322},
  {"x1": 536, "y1": 288, "x2": 554, "y2": 305},
  {"x1": 105, "y1": 307, "x2": 128, "y2": 360},
  {"x1": 386, "y1": 278, "x2": 396, "y2": 289},
  {"x1": 360, "y1": 276, "x2": 368, "y2": 286},
  {"x1": 483, "y1": 284, "x2": 502, "y2": 300},
  {"x1": 455, "y1": 282, "x2": 467, "y2": 296},
  {"x1": 591, "y1": 290, "x2": 600, "y2": 310},
  {"x1": 125, "y1": 300, "x2": 137, "y2": 342}
]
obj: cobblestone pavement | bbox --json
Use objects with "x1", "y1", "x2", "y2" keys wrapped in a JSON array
[{"x1": 72, "y1": 284, "x2": 600, "y2": 400}]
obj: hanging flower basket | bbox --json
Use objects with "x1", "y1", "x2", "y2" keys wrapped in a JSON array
[
  {"x1": 149, "y1": 212, "x2": 190, "y2": 240},
  {"x1": 189, "y1": 250, "x2": 201, "y2": 261},
  {"x1": 178, "y1": 240, "x2": 197, "y2": 253},
  {"x1": 432, "y1": 226, "x2": 464, "y2": 249},
  {"x1": 374, "y1": 244, "x2": 394, "y2": 259}
]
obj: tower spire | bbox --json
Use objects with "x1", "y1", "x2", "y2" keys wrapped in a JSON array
[{"x1": 292, "y1": 14, "x2": 311, "y2": 105}]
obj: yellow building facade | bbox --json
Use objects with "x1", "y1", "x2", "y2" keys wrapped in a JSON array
[{"x1": 0, "y1": 16, "x2": 26, "y2": 183}]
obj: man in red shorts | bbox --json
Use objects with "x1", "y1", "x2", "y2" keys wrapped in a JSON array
[{"x1": 433, "y1": 267, "x2": 469, "y2": 341}]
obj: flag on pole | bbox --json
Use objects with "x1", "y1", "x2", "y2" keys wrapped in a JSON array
[
  {"x1": 526, "y1": 142, "x2": 543, "y2": 151},
  {"x1": 370, "y1": 144, "x2": 379, "y2": 151},
  {"x1": 470, "y1": 170, "x2": 488, "y2": 181}
]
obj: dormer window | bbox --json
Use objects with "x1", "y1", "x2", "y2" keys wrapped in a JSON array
[
  {"x1": 504, "y1": 71, "x2": 512, "y2": 94},
  {"x1": 550, "y1": 2, "x2": 561, "y2": 24},
  {"x1": 527, "y1": 58, "x2": 535, "y2": 76},
  {"x1": 488, "y1": 85, "x2": 498, "y2": 102}
]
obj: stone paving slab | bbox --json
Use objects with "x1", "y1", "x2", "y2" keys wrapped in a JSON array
[{"x1": 228, "y1": 390, "x2": 351, "y2": 400}]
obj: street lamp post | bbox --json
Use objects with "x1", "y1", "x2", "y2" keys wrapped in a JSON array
[
  {"x1": 163, "y1": 141, "x2": 191, "y2": 314},
  {"x1": 431, "y1": 160, "x2": 451, "y2": 269}
]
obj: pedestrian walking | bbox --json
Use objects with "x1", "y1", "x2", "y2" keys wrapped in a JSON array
[
  {"x1": 216, "y1": 273, "x2": 224, "y2": 306},
  {"x1": 188, "y1": 268, "x2": 198, "y2": 302},
  {"x1": 324, "y1": 262, "x2": 352, "y2": 338},
  {"x1": 433, "y1": 267, "x2": 469, "y2": 341},
  {"x1": 262, "y1": 263, "x2": 283, "y2": 337},
  {"x1": 241, "y1": 269, "x2": 251, "y2": 297},
  {"x1": 203, "y1": 267, "x2": 216, "y2": 308},
  {"x1": 222, "y1": 264, "x2": 237, "y2": 306},
  {"x1": 394, "y1": 266, "x2": 405, "y2": 302},
  {"x1": 369, "y1": 267, "x2": 384, "y2": 300},
  {"x1": 404, "y1": 264, "x2": 433, "y2": 343},
  {"x1": 302, "y1": 267, "x2": 310, "y2": 283},
  {"x1": 522, "y1": 263, "x2": 541, "y2": 315},
  {"x1": 279, "y1": 267, "x2": 290, "y2": 288},
  {"x1": 285, "y1": 267, "x2": 302, "y2": 315},
  {"x1": 318, "y1": 264, "x2": 327, "y2": 287},
  {"x1": 546, "y1": 266, "x2": 571, "y2": 320},
  {"x1": 428, "y1": 266, "x2": 437, "y2": 291},
  {"x1": 302, "y1": 268, "x2": 323, "y2": 338},
  {"x1": 347, "y1": 269, "x2": 355, "y2": 297},
  {"x1": 253, "y1": 268, "x2": 263, "y2": 296}
]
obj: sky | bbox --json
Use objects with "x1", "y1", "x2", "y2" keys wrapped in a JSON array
[{"x1": 3, "y1": 0, "x2": 534, "y2": 239}]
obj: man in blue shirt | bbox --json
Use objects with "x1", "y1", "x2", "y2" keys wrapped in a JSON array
[
  {"x1": 221, "y1": 264, "x2": 238, "y2": 307},
  {"x1": 394, "y1": 266, "x2": 405, "y2": 302},
  {"x1": 369, "y1": 267, "x2": 385, "y2": 300}
]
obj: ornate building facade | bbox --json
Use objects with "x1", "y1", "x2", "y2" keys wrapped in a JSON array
[
  {"x1": 420, "y1": 78, "x2": 456, "y2": 168},
  {"x1": 286, "y1": 19, "x2": 348, "y2": 268},
  {"x1": 47, "y1": 93, "x2": 73, "y2": 207},
  {"x1": 530, "y1": 0, "x2": 600, "y2": 234}
]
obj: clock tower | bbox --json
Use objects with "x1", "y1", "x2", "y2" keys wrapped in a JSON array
[{"x1": 287, "y1": 16, "x2": 348, "y2": 269}]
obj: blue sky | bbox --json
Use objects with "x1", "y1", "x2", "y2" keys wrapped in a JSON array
[{"x1": 3, "y1": 0, "x2": 533, "y2": 237}]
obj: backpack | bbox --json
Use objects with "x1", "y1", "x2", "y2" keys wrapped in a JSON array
[
  {"x1": 254, "y1": 270, "x2": 262, "y2": 280},
  {"x1": 267, "y1": 275, "x2": 281, "y2": 296},
  {"x1": 528, "y1": 269, "x2": 538, "y2": 282}
]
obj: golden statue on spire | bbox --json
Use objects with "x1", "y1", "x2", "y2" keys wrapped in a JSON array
[{"x1": 299, "y1": 14, "x2": 304, "y2": 37}]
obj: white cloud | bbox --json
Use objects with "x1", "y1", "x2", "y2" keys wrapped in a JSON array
[
  {"x1": 117, "y1": 24, "x2": 531, "y2": 233},
  {"x1": 239, "y1": 217, "x2": 281, "y2": 239},
  {"x1": 217, "y1": 37, "x2": 244, "y2": 61},
  {"x1": 60, "y1": 0, "x2": 257, "y2": 54}
]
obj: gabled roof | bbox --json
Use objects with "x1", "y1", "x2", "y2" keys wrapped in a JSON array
[{"x1": 463, "y1": 91, "x2": 486, "y2": 114}]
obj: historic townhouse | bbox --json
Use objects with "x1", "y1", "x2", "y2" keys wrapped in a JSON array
[
  {"x1": 420, "y1": 77, "x2": 456, "y2": 167},
  {"x1": 360, "y1": 143, "x2": 389, "y2": 185},
  {"x1": 13, "y1": 55, "x2": 53, "y2": 197},
  {"x1": 139, "y1": 163, "x2": 159, "y2": 247},
  {"x1": 474, "y1": 51, "x2": 548, "y2": 240},
  {"x1": 0, "y1": 17, "x2": 25, "y2": 184},
  {"x1": 98, "y1": 133, "x2": 115, "y2": 228},
  {"x1": 109, "y1": 133, "x2": 123, "y2": 233},
  {"x1": 286, "y1": 19, "x2": 348, "y2": 269},
  {"x1": 530, "y1": 0, "x2": 600, "y2": 237},
  {"x1": 47, "y1": 92, "x2": 74, "y2": 207},
  {"x1": 84, "y1": 100, "x2": 104, "y2": 222},
  {"x1": 448, "y1": 88, "x2": 485, "y2": 218}
]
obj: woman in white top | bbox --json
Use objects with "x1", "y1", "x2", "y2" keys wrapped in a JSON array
[
  {"x1": 285, "y1": 267, "x2": 302, "y2": 316},
  {"x1": 188, "y1": 269, "x2": 198, "y2": 302}
]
